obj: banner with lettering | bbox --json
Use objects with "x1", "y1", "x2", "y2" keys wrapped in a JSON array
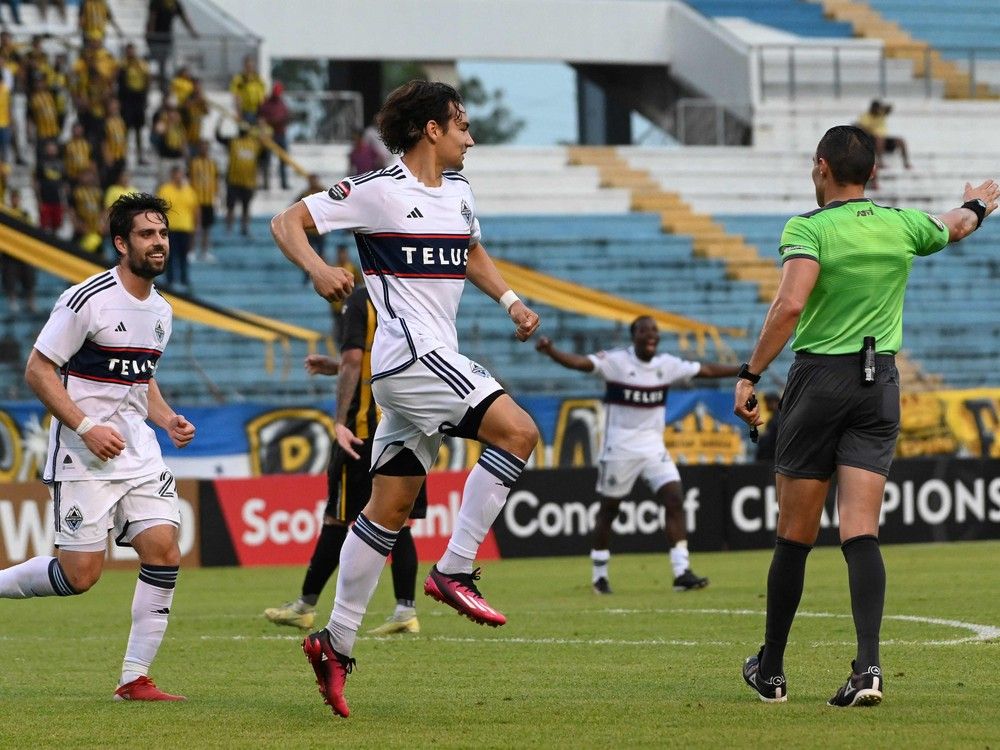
[{"x1": 0, "y1": 387, "x2": 997, "y2": 480}]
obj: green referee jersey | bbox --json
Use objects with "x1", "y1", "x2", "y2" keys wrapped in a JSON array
[{"x1": 778, "y1": 198, "x2": 949, "y2": 355}]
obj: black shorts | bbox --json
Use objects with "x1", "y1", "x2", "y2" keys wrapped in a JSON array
[
  {"x1": 774, "y1": 352, "x2": 900, "y2": 480},
  {"x1": 200, "y1": 205, "x2": 215, "y2": 228},
  {"x1": 324, "y1": 438, "x2": 428, "y2": 521},
  {"x1": 226, "y1": 185, "x2": 254, "y2": 211}
]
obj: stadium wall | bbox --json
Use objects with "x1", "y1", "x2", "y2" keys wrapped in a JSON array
[{"x1": 2, "y1": 460, "x2": 997, "y2": 568}]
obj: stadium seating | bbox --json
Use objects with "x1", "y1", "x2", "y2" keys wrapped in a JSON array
[
  {"x1": 865, "y1": 0, "x2": 1000, "y2": 60},
  {"x1": 683, "y1": 0, "x2": 854, "y2": 38}
]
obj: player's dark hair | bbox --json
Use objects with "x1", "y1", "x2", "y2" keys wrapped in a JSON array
[
  {"x1": 629, "y1": 315, "x2": 655, "y2": 338},
  {"x1": 108, "y1": 192, "x2": 170, "y2": 260},
  {"x1": 816, "y1": 125, "x2": 875, "y2": 186},
  {"x1": 376, "y1": 80, "x2": 464, "y2": 154}
]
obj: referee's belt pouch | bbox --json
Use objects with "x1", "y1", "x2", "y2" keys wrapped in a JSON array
[{"x1": 860, "y1": 336, "x2": 876, "y2": 386}]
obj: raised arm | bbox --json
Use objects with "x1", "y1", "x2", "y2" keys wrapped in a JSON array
[
  {"x1": 271, "y1": 201, "x2": 353, "y2": 302},
  {"x1": 466, "y1": 241, "x2": 540, "y2": 342},
  {"x1": 936, "y1": 180, "x2": 1000, "y2": 243},
  {"x1": 534, "y1": 336, "x2": 594, "y2": 372},
  {"x1": 695, "y1": 362, "x2": 741, "y2": 379}
]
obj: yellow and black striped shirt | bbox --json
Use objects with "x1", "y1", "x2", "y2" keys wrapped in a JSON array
[
  {"x1": 64, "y1": 137, "x2": 93, "y2": 181},
  {"x1": 30, "y1": 90, "x2": 60, "y2": 139},
  {"x1": 189, "y1": 155, "x2": 218, "y2": 206},
  {"x1": 103, "y1": 115, "x2": 127, "y2": 164},
  {"x1": 225, "y1": 133, "x2": 260, "y2": 189},
  {"x1": 340, "y1": 287, "x2": 379, "y2": 439}
]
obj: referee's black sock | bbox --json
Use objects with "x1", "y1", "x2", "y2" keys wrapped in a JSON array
[
  {"x1": 300, "y1": 523, "x2": 349, "y2": 606},
  {"x1": 842, "y1": 534, "x2": 884, "y2": 671},
  {"x1": 760, "y1": 537, "x2": 812, "y2": 679}
]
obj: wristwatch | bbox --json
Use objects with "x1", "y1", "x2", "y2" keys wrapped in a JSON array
[{"x1": 737, "y1": 363, "x2": 761, "y2": 384}]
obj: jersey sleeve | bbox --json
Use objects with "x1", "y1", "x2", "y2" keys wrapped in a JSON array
[
  {"x1": 903, "y1": 209, "x2": 950, "y2": 257},
  {"x1": 657, "y1": 353, "x2": 702, "y2": 385},
  {"x1": 33, "y1": 291, "x2": 96, "y2": 366},
  {"x1": 778, "y1": 216, "x2": 821, "y2": 264},
  {"x1": 587, "y1": 351, "x2": 614, "y2": 380},
  {"x1": 302, "y1": 177, "x2": 382, "y2": 235},
  {"x1": 339, "y1": 290, "x2": 368, "y2": 352}
]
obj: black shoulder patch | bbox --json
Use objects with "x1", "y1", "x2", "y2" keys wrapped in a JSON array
[{"x1": 327, "y1": 180, "x2": 352, "y2": 201}]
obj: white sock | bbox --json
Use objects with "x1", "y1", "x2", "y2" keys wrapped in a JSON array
[
  {"x1": 438, "y1": 446, "x2": 524, "y2": 575},
  {"x1": 121, "y1": 565, "x2": 178, "y2": 685},
  {"x1": 394, "y1": 603, "x2": 416, "y2": 619},
  {"x1": 327, "y1": 514, "x2": 397, "y2": 657},
  {"x1": 0, "y1": 556, "x2": 77, "y2": 598},
  {"x1": 670, "y1": 541, "x2": 689, "y2": 578},
  {"x1": 591, "y1": 549, "x2": 610, "y2": 583}
]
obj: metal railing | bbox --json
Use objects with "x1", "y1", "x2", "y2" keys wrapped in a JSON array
[
  {"x1": 284, "y1": 91, "x2": 364, "y2": 144},
  {"x1": 756, "y1": 42, "x2": 1000, "y2": 101},
  {"x1": 674, "y1": 99, "x2": 753, "y2": 146}
]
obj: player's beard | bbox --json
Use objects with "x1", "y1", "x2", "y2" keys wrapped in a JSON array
[{"x1": 126, "y1": 243, "x2": 167, "y2": 279}]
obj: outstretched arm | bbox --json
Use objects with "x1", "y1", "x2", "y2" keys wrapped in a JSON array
[
  {"x1": 466, "y1": 241, "x2": 540, "y2": 342},
  {"x1": 936, "y1": 180, "x2": 1000, "y2": 243},
  {"x1": 534, "y1": 336, "x2": 594, "y2": 372},
  {"x1": 695, "y1": 362, "x2": 740, "y2": 378}
]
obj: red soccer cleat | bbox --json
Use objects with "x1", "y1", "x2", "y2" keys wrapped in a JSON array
[
  {"x1": 302, "y1": 629, "x2": 355, "y2": 718},
  {"x1": 424, "y1": 565, "x2": 507, "y2": 627},
  {"x1": 113, "y1": 675, "x2": 186, "y2": 702}
]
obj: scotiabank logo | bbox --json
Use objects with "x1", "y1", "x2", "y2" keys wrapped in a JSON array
[
  {"x1": 214, "y1": 475, "x2": 327, "y2": 565},
  {"x1": 211, "y1": 470, "x2": 500, "y2": 566}
]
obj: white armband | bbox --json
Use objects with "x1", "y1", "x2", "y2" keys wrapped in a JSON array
[
  {"x1": 75, "y1": 416, "x2": 96, "y2": 436},
  {"x1": 499, "y1": 290, "x2": 520, "y2": 312}
]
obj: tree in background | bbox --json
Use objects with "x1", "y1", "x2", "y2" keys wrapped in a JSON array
[{"x1": 459, "y1": 77, "x2": 525, "y2": 145}]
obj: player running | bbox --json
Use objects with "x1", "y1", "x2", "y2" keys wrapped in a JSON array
[
  {"x1": 271, "y1": 80, "x2": 540, "y2": 717},
  {"x1": 0, "y1": 193, "x2": 195, "y2": 701}
]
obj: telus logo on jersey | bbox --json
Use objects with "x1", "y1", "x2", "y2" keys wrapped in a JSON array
[
  {"x1": 605, "y1": 382, "x2": 669, "y2": 407},
  {"x1": 363, "y1": 232, "x2": 471, "y2": 279},
  {"x1": 67, "y1": 340, "x2": 161, "y2": 385}
]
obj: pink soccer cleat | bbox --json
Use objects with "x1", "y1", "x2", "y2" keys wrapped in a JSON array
[{"x1": 424, "y1": 565, "x2": 507, "y2": 627}]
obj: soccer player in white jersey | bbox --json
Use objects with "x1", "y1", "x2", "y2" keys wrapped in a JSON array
[
  {"x1": 271, "y1": 80, "x2": 541, "y2": 717},
  {"x1": 0, "y1": 193, "x2": 196, "y2": 701},
  {"x1": 536, "y1": 316, "x2": 739, "y2": 593}
]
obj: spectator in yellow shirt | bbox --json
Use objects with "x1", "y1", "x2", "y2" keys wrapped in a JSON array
[
  {"x1": 188, "y1": 139, "x2": 218, "y2": 262},
  {"x1": 78, "y1": 0, "x2": 122, "y2": 44},
  {"x1": 217, "y1": 122, "x2": 261, "y2": 236},
  {"x1": 856, "y1": 100, "x2": 912, "y2": 172},
  {"x1": 230, "y1": 55, "x2": 266, "y2": 124},
  {"x1": 157, "y1": 164, "x2": 200, "y2": 289}
]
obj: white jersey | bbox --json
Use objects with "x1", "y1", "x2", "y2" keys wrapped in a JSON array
[
  {"x1": 303, "y1": 160, "x2": 481, "y2": 380},
  {"x1": 588, "y1": 346, "x2": 700, "y2": 460},
  {"x1": 33, "y1": 267, "x2": 172, "y2": 482}
]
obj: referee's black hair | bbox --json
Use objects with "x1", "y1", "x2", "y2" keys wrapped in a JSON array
[
  {"x1": 108, "y1": 192, "x2": 170, "y2": 256},
  {"x1": 817, "y1": 125, "x2": 875, "y2": 186},
  {"x1": 377, "y1": 80, "x2": 464, "y2": 154}
]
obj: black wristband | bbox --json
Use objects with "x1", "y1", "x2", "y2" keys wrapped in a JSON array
[
  {"x1": 737, "y1": 363, "x2": 761, "y2": 384},
  {"x1": 961, "y1": 199, "x2": 986, "y2": 229}
]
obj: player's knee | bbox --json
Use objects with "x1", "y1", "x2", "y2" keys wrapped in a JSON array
[
  {"x1": 506, "y1": 418, "x2": 539, "y2": 459},
  {"x1": 62, "y1": 565, "x2": 100, "y2": 593}
]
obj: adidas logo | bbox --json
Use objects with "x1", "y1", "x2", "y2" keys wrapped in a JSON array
[
  {"x1": 115, "y1": 321, "x2": 127, "y2": 332},
  {"x1": 152, "y1": 607, "x2": 171, "y2": 615},
  {"x1": 405, "y1": 207, "x2": 424, "y2": 219},
  {"x1": 62, "y1": 455, "x2": 73, "y2": 464}
]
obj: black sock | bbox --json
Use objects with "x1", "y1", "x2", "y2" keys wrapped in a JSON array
[
  {"x1": 300, "y1": 523, "x2": 349, "y2": 605},
  {"x1": 842, "y1": 534, "x2": 884, "y2": 671},
  {"x1": 760, "y1": 537, "x2": 812, "y2": 679},
  {"x1": 390, "y1": 526, "x2": 418, "y2": 604}
]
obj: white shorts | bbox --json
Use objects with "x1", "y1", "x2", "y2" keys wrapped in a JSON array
[
  {"x1": 371, "y1": 348, "x2": 504, "y2": 473},
  {"x1": 52, "y1": 469, "x2": 181, "y2": 552},
  {"x1": 596, "y1": 449, "x2": 681, "y2": 499}
]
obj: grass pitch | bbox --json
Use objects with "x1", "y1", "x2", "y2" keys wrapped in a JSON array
[{"x1": 2, "y1": 541, "x2": 998, "y2": 749}]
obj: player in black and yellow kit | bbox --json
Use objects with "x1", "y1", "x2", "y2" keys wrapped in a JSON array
[{"x1": 265, "y1": 286, "x2": 426, "y2": 635}]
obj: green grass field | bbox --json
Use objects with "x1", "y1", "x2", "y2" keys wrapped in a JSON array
[{"x1": 2, "y1": 541, "x2": 998, "y2": 749}]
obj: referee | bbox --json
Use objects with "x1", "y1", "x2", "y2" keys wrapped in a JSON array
[{"x1": 733, "y1": 125, "x2": 998, "y2": 707}]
